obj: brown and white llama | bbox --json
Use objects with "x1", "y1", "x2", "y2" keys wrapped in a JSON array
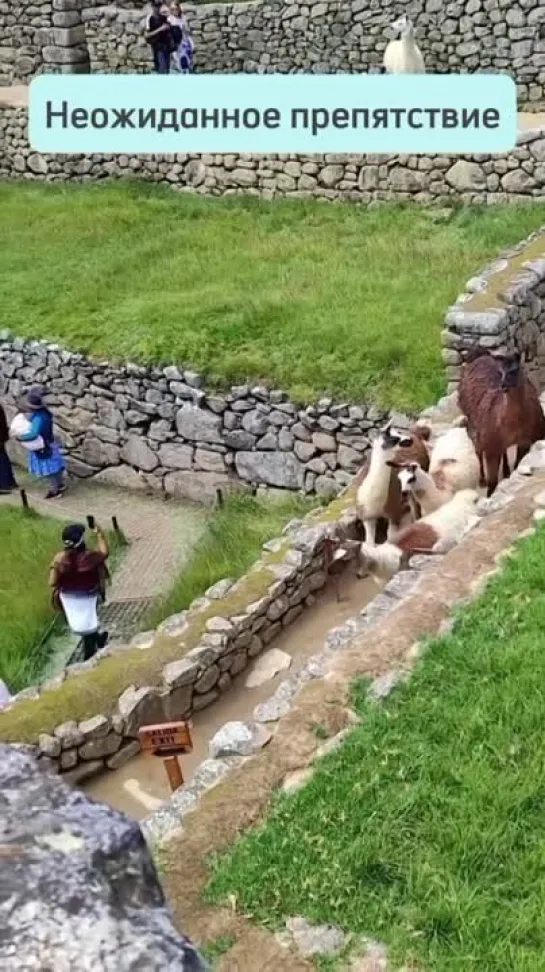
[
  {"x1": 354, "y1": 423, "x2": 430, "y2": 545},
  {"x1": 358, "y1": 488, "x2": 480, "y2": 579},
  {"x1": 389, "y1": 426, "x2": 480, "y2": 515}
]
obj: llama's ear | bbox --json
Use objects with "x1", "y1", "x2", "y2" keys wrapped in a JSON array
[
  {"x1": 414, "y1": 423, "x2": 431, "y2": 441},
  {"x1": 382, "y1": 418, "x2": 392, "y2": 433}
]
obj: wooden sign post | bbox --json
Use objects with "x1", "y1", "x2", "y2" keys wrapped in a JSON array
[{"x1": 138, "y1": 721, "x2": 193, "y2": 794}]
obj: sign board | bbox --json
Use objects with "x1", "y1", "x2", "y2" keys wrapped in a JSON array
[{"x1": 138, "y1": 720, "x2": 193, "y2": 756}]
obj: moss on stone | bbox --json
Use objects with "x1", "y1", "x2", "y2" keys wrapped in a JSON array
[{"x1": 462, "y1": 233, "x2": 545, "y2": 313}]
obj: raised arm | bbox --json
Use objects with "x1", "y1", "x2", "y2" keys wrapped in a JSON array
[{"x1": 94, "y1": 525, "x2": 109, "y2": 558}]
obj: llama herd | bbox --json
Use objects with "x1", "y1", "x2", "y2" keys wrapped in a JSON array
[{"x1": 355, "y1": 349, "x2": 545, "y2": 579}]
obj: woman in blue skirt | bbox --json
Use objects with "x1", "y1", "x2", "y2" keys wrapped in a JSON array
[{"x1": 17, "y1": 388, "x2": 66, "y2": 499}]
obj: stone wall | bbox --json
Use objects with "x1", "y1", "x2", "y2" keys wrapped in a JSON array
[
  {"x1": 3, "y1": 0, "x2": 545, "y2": 107},
  {"x1": 442, "y1": 228, "x2": 545, "y2": 391},
  {"x1": 0, "y1": 0, "x2": 90, "y2": 87},
  {"x1": 0, "y1": 486, "x2": 363, "y2": 785},
  {"x1": 3, "y1": 106, "x2": 545, "y2": 203},
  {"x1": 0, "y1": 331, "x2": 394, "y2": 500}
]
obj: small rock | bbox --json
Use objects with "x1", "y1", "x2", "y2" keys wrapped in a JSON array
[
  {"x1": 54, "y1": 721, "x2": 84, "y2": 750},
  {"x1": 245, "y1": 648, "x2": 292, "y2": 688},
  {"x1": 38, "y1": 733, "x2": 61, "y2": 759},
  {"x1": 205, "y1": 578, "x2": 234, "y2": 599},
  {"x1": 117, "y1": 686, "x2": 165, "y2": 738},
  {"x1": 106, "y1": 739, "x2": 141, "y2": 770},
  {"x1": 79, "y1": 732, "x2": 122, "y2": 762},
  {"x1": 78, "y1": 714, "x2": 110, "y2": 739},
  {"x1": 194, "y1": 664, "x2": 220, "y2": 694},
  {"x1": 283, "y1": 916, "x2": 347, "y2": 956},
  {"x1": 206, "y1": 616, "x2": 233, "y2": 633},
  {"x1": 209, "y1": 721, "x2": 272, "y2": 759}
]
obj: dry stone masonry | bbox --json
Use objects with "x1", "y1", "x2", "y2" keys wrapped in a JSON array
[
  {"x1": 0, "y1": 329, "x2": 394, "y2": 500},
  {"x1": 2, "y1": 106, "x2": 545, "y2": 203},
  {"x1": 2, "y1": 0, "x2": 545, "y2": 108},
  {"x1": 442, "y1": 227, "x2": 545, "y2": 392},
  {"x1": 0, "y1": 488, "x2": 364, "y2": 783}
]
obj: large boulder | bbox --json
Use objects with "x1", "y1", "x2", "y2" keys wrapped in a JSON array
[
  {"x1": 234, "y1": 451, "x2": 304, "y2": 489},
  {"x1": 0, "y1": 743, "x2": 207, "y2": 971}
]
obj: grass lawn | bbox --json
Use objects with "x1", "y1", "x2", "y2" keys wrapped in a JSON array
[
  {"x1": 148, "y1": 492, "x2": 314, "y2": 626},
  {"x1": 207, "y1": 524, "x2": 545, "y2": 971},
  {"x1": 0, "y1": 505, "x2": 124, "y2": 695},
  {"x1": 1, "y1": 181, "x2": 544, "y2": 410},
  {"x1": 0, "y1": 506, "x2": 64, "y2": 693}
]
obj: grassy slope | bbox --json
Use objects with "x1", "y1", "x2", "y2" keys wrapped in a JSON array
[
  {"x1": 148, "y1": 493, "x2": 313, "y2": 627},
  {"x1": 0, "y1": 506, "x2": 64, "y2": 692},
  {"x1": 208, "y1": 525, "x2": 545, "y2": 971},
  {"x1": 1, "y1": 181, "x2": 544, "y2": 410}
]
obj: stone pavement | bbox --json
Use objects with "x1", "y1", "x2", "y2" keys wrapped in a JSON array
[{"x1": 0, "y1": 473, "x2": 207, "y2": 639}]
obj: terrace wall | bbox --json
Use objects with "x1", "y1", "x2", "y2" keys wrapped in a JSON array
[
  {"x1": 2, "y1": 106, "x2": 545, "y2": 205},
  {"x1": 2, "y1": 0, "x2": 545, "y2": 109}
]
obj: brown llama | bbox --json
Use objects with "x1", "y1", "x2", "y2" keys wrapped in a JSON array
[{"x1": 458, "y1": 349, "x2": 545, "y2": 496}]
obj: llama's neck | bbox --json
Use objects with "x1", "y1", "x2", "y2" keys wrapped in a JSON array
[
  {"x1": 367, "y1": 440, "x2": 392, "y2": 491},
  {"x1": 412, "y1": 470, "x2": 448, "y2": 513}
]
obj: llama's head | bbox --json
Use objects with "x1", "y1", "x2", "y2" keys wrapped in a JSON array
[
  {"x1": 388, "y1": 460, "x2": 419, "y2": 498},
  {"x1": 500, "y1": 351, "x2": 522, "y2": 390},
  {"x1": 390, "y1": 13, "x2": 414, "y2": 36},
  {"x1": 378, "y1": 421, "x2": 414, "y2": 456}
]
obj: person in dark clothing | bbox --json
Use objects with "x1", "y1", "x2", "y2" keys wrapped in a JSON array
[
  {"x1": 49, "y1": 522, "x2": 110, "y2": 661},
  {"x1": 145, "y1": 0, "x2": 172, "y2": 74},
  {"x1": 0, "y1": 405, "x2": 16, "y2": 494}
]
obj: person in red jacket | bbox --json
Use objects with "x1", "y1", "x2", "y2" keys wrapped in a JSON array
[{"x1": 49, "y1": 522, "x2": 110, "y2": 660}]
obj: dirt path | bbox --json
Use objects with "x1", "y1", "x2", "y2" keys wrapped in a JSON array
[{"x1": 156, "y1": 472, "x2": 545, "y2": 971}]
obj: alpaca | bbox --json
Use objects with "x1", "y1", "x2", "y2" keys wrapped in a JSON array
[
  {"x1": 359, "y1": 488, "x2": 480, "y2": 579},
  {"x1": 383, "y1": 15, "x2": 425, "y2": 74}
]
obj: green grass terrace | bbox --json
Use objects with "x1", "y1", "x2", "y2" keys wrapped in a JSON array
[
  {"x1": 208, "y1": 524, "x2": 545, "y2": 971},
  {"x1": 0, "y1": 506, "x2": 65, "y2": 693},
  {"x1": 1, "y1": 182, "x2": 544, "y2": 410}
]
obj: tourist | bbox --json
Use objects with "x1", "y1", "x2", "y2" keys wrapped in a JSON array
[
  {"x1": 49, "y1": 522, "x2": 110, "y2": 661},
  {"x1": 168, "y1": 2, "x2": 194, "y2": 74},
  {"x1": 145, "y1": 0, "x2": 173, "y2": 74},
  {"x1": 16, "y1": 388, "x2": 66, "y2": 499},
  {"x1": 0, "y1": 404, "x2": 17, "y2": 495}
]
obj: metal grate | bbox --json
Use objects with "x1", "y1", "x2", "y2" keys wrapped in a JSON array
[{"x1": 100, "y1": 597, "x2": 155, "y2": 639}]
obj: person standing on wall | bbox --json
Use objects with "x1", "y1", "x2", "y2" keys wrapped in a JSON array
[
  {"x1": 16, "y1": 387, "x2": 66, "y2": 499},
  {"x1": 168, "y1": 2, "x2": 194, "y2": 74},
  {"x1": 49, "y1": 522, "x2": 110, "y2": 661},
  {"x1": 145, "y1": 0, "x2": 173, "y2": 74}
]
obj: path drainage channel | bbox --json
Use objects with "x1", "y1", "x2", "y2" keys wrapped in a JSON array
[{"x1": 84, "y1": 570, "x2": 381, "y2": 820}]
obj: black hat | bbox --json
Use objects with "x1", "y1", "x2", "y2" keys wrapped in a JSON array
[{"x1": 62, "y1": 523, "x2": 86, "y2": 548}]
